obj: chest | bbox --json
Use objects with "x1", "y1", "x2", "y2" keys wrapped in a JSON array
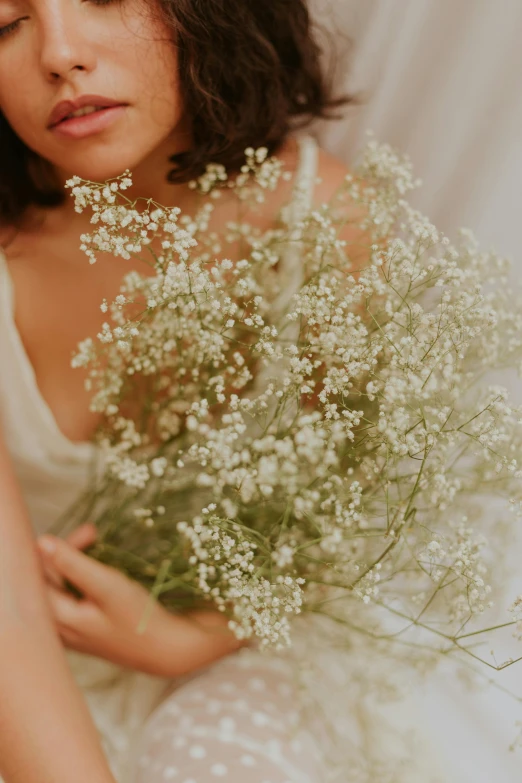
[
  {"x1": 6, "y1": 242, "x2": 146, "y2": 444},
  {"x1": 2, "y1": 146, "x2": 303, "y2": 447},
  {"x1": 3, "y1": 211, "x2": 289, "y2": 446}
]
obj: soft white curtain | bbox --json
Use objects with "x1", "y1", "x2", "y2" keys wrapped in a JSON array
[
  {"x1": 312, "y1": 0, "x2": 522, "y2": 254},
  {"x1": 309, "y1": 2, "x2": 522, "y2": 781}
]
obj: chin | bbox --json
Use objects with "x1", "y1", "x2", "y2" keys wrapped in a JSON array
[{"x1": 56, "y1": 150, "x2": 147, "y2": 186}]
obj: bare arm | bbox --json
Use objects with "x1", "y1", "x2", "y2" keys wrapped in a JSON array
[{"x1": 0, "y1": 427, "x2": 117, "y2": 783}]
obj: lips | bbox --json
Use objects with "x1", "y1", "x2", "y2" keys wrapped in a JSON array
[{"x1": 48, "y1": 94, "x2": 127, "y2": 128}]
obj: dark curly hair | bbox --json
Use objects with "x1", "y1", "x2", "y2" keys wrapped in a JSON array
[{"x1": 0, "y1": 0, "x2": 354, "y2": 226}]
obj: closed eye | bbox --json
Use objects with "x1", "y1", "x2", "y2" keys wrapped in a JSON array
[
  {"x1": 0, "y1": 19, "x2": 26, "y2": 39},
  {"x1": 0, "y1": 0, "x2": 119, "y2": 40}
]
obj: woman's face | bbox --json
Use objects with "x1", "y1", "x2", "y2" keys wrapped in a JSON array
[{"x1": 0, "y1": 0, "x2": 185, "y2": 183}]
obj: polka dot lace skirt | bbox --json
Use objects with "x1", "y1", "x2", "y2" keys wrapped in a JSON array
[{"x1": 125, "y1": 646, "x2": 324, "y2": 783}]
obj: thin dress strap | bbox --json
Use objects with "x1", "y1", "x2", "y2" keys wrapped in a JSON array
[
  {"x1": 286, "y1": 134, "x2": 319, "y2": 227},
  {"x1": 272, "y1": 134, "x2": 319, "y2": 319}
]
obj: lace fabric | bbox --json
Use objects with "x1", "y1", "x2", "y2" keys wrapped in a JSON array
[{"x1": 125, "y1": 647, "x2": 324, "y2": 783}]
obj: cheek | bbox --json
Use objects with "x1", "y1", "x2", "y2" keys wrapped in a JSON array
[
  {"x1": 130, "y1": 40, "x2": 182, "y2": 133},
  {"x1": 122, "y1": 7, "x2": 183, "y2": 133},
  {"x1": 0, "y1": 50, "x2": 26, "y2": 109},
  {"x1": 140, "y1": 44, "x2": 183, "y2": 134},
  {"x1": 0, "y1": 80, "x2": 41, "y2": 150}
]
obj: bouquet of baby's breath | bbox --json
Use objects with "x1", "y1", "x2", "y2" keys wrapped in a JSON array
[{"x1": 54, "y1": 134, "x2": 522, "y2": 667}]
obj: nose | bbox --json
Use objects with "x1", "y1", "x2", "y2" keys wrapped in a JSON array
[{"x1": 39, "y1": 6, "x2": 96, "y2": 83}]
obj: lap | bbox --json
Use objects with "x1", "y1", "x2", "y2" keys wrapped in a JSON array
[{"x1": 127, "y1": 647, "x2": 324, "y2": 783}]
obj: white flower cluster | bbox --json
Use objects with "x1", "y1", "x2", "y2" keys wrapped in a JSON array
[
  {"x1": 64, "y1": 138, "x2": 522, "y2": 662},
  {"x1": 66, "y1": 171, "x2": 197, "y2": 264},
  {"x1": 189, "y1": 145, "x2": 286, "y2": 205},
  {"x1": 177, "y1": 516, "x2": 304, "y2": 649}
]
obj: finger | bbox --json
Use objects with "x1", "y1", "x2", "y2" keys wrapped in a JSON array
[
  {"x1": 45, "y1": 582, "x2": 101, "y2": 631},
  {"x1": 39, "y1": 553, "x2": 65, "y2": 590},
  {"x1": 35, "y1": 538, "x2": 65, "y2": 589},
  {"x1": 36, "y1": 526, "x2": 97, "y2": 599},
  {"x1": 44, "y1": 585, "x2": 93, "y2": 654},
  {"x1": 45, "y1": 583, "x2": 82, "y2": 628},
  {"x1": 57, "y1": 626, "x2": 81, "y2": 652},
  {"x1": 37, "y1": 536, "x2": 119, "y2": 606},
  {"x1": 65, "y1": 523, "x2": 98, "y2": 551}
]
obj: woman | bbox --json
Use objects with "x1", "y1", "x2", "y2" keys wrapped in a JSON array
[{"x1": 0, "y1": 1, "x2": 360, "y2": 781}]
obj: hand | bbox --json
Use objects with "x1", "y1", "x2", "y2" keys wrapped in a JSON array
[
  {"x1": 35, "y1": 524, "x2": 179, "y2": 673},
  {"x1": 36, "y1": 525, "x2": 244, "y2": 677}
]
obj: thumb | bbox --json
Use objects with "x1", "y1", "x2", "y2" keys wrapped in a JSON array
[{"x1": 37, "y1": 536, "x2": 117, "y2": 606}]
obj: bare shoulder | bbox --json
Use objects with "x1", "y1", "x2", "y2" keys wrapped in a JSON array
[
  {"x1": 0, "y1": 222, "x2": 19, "y2": 253},
  {"x1": 313, "y1": 145, "x2": 371, "y2": 267},
  {"x1": 314, "y1": 145, "x2": 369, "y2": 222},
  {"x1": 0, "y1": 223, "x2": 10, "y2": 248},
  {"x1": 314, "y1": 145, "x2": 352, "y2": 205},
  {"x1": 0, "y1": 205, "x2": 49, "y2": 256}
]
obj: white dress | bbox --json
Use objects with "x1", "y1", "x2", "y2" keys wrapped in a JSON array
[{"x1": 0, "y1": 135, "x2": 328, "y2": 783}]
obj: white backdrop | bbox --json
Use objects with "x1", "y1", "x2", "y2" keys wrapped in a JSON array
[
  {"x1": 312, "y1": 0, "x2": 522, "y2": 254},
  {"x1": 309, "y1": 1, "x2": 522, "y2": 781}
]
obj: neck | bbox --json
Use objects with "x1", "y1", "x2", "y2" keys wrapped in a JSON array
[{"x1": 49, "y1": 126, "x2": 198, "y2": 231}]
